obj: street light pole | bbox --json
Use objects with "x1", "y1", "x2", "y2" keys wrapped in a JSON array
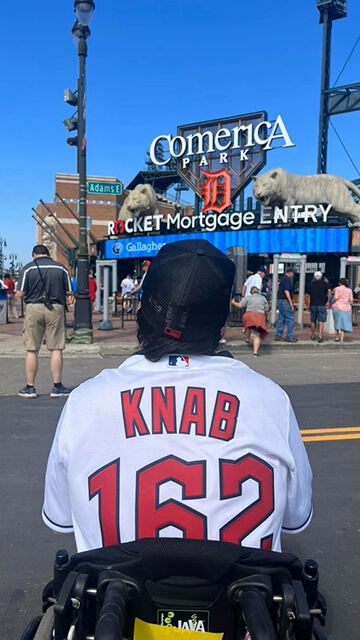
[
  {"x1": 9, "y1": 253, "x2": 17, "y2": 276},
  {"x1": 0, "y1": 238, "x2": 7, "y2": 279},
  {"x1": 73, "y1": 20, "x2": 92, "y2": 336}
]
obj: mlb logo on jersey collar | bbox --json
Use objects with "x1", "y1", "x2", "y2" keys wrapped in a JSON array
[{"x1": 167, "y1": 355, "x2": 190, "y2": 368}]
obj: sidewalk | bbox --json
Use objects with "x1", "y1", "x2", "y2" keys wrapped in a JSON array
[{"x1": 1, "y1": 310, "x2": 360, "y2": 357}]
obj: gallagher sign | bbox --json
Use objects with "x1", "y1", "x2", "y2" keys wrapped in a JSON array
[{"x1": 149, "y1": 112, "x2": 295, "y2": 213}]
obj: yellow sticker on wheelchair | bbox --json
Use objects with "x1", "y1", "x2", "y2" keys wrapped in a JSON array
[{"x1": 134, "y1": 618, "x2": 224, "y2": 639}]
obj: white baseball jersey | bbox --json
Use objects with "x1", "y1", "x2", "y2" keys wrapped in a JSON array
[
  {"x1": 244, "y1": 274, "x2": 262, "y2": 297},
  {"x1": 121, "y1": 277, "x2": 134, "y2": 296},
  {"x1": 42, "y1": 354, "x2": 312, "y2": 553}
]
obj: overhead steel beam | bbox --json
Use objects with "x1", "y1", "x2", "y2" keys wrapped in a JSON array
[
  {"x1": 328, "y1": 87, "x2": 360, "y2": 115},
  {"x1": 55, "y1": 192, "x2": 98, "y2": 244},
  {"x1": 31, "y1": 213, "x2": 69, "y2": 254},
  {"x1": 39, "y1": 199, "x2": 79, "y2": 248}
]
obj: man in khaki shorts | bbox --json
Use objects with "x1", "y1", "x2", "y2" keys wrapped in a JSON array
[{"x1": 16, "y1": 245, "x2": 73, "y2": 398}]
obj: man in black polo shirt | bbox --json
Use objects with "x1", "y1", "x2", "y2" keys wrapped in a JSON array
[
  {"x1": 16, "y1": 245, "x2": 72, "y2": 398},
  {"x1": 275, "y1": 268, "x2": 298, "y2": 343},
  {"x1": 306, "y1": 271, "x2": 330, "y2": 343}
]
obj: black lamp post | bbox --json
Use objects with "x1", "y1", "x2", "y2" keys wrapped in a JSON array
[
  {"x1": 72, "y1": 0, "x2": 95, "y2": 339},
  {"x1": 0, "y1": 238, "x2": 7, "y2": 279},
  {"x1": 9, "y1": 252, "x2": 17, "y2": 277}
]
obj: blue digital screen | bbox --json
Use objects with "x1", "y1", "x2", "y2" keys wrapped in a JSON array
[{"x1": 105, "y1": 227, "x2": 349, "y2": 259}]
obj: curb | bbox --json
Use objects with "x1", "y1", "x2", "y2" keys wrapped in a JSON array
[
  {"x1": 99, "y1": 343, "x2": 137, "y2": 358},
  {"x1": 0, "y1": 340, "x2": 359, "y2": 358},
  {"x1": 99, "y1": 340, "x2": 360, "y2": 357},
  {"x1": 225, "y1": 341, "x2": 360, "y2": 354}
]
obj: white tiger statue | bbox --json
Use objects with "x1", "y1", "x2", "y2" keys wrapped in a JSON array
[
  {"x1": 42, "y1": 214, "x2": 57, "y2": 259},
  {"x1": 252, "y1": 168, "x2": 360, "y2": 224},
  {"x1": 119, "y1": 184, "x2": 159, "y2": 220}
]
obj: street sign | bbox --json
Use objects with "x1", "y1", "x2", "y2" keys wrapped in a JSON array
[{"x1": 87, "y1": 181, "x2": 122, "y2": 195}]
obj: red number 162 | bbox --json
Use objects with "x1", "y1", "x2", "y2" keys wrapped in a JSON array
[{"x1": 89, "y1": 454, "x2": 274, "y2": 550}]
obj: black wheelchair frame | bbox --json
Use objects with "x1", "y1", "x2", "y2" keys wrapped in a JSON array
[{"x1": 20, "y1": 538, "x2": 327, "y2": 640}]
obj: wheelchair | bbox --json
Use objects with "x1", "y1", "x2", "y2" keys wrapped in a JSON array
[{"x1": 20, "y1": 538, "x2": 327, "y2": 640}]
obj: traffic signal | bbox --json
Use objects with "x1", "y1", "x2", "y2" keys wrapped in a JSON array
[
  {"x1": 64, "y1": 88, "x2": 78, "y2": 145},
  {"x1": 64, "y1": 88, "x2": 78, "y2": 106},
  {"x1": 63, "y1": 117, "x2": 78, "y2": 131}
]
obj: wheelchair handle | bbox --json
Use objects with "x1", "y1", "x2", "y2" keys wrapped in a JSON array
[
  {"x1": 239, "y1": 587, "x2": 277, "y2": 640},
  {"x1": 94, "y1": 579, "x2": 128, "y2": 640}
]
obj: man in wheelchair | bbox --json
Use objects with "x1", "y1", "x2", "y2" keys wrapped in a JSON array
[{"x1": 22, "y1": 240, "x2": 326, "y2": 639}]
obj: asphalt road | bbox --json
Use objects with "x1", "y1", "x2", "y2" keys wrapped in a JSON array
[{"x1": 1, "y1": 352, "x2": 359, "y2": 639}]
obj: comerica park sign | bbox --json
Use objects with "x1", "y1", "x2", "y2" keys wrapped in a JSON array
[{"x1": 149, "y1": 112, "x2": 295, "y2": 211}]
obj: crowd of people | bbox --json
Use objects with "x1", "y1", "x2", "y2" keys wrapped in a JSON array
[
  {"x1": 0, "y1": 273, "x2": 19, "y2": 319},
  {"x1": 229, "y1": 266, "x2": 357, "y2": 356},
  {"x1": 1, "y1": 251, "x2": 358, "y2": 368},
  {"x1": 119, "y1": 260, "x2": 151, "y2": 313}
]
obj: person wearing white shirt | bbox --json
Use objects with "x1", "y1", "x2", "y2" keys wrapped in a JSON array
[
  {"x1": 121, "y1": 274, "x2": 135, "y2": 312},
  {"x1": 43, "y1": 241, "x2": 312, "y2": 553},
  {"x1": 242, "y1": 269, "x2": 266, "y2": 298},
  {"x1": 131, "y1": 260, "x2": 151, "y2": 297}
]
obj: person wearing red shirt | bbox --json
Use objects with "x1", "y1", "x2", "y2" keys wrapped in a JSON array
[
  {"x1": 89, "y1": 271, "x2": 97, "y2": 309},
  {"x1": 4, "y1": 273, "x2": 18, "y2": 319}
]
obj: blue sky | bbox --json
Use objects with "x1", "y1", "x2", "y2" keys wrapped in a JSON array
[{"x1": 1, "y1": 0, "x2": 360, "y2": 265}]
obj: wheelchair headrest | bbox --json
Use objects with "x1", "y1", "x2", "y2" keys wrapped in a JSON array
[{"x1": 68, "y1": 538, "x2": 303, "y2": 583}]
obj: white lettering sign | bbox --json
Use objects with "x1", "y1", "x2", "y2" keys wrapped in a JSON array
[
  {"x1": 108, "y1": 204, "x2": 331, "y2": 236},
  {"x1": 149, "y1": 115, "x2": 295, "y2": 166}
]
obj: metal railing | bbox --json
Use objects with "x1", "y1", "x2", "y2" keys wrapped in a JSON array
[
  {"x1": 119, "y1": 295, "x2": 141, "y2": 328},
  {"x1": 352, "y1": 303, "x2": 360, "y2": 326}
]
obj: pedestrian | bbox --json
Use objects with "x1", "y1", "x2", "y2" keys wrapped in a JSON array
[
  {"x1": 275, "y1": 268, "x2": 298, "y2": 343},
  {"x1": 231, "y1": 286, "x2": 268, "y2": 357},
  {"x1": 242, "y1": 268, "x2": 266, "y2": 298},
  {"x1": 68, "y1": 275, "x2": 76, "y2": 307},
  {"x1": 121, "y1": 273, "x2": 135, "y2": 312},
  {"x1": 332, "y1": 278, "x2": 353, "y2": 343},
  {"x1": 88, "y1": 270, "x2": 97, "y2": 310},
  {"x1": 131, "y1": 260, "x2": 151, "y2": 297},
  {"x1": 305, "y1": 271, "x2": 331, "y2": 343},
  {"x1": 16, "y1": 245, "x2": 73, "y2": 399},
  {"x1": 42, "y1": 239, "x2": 312, "y2": 553},
  {"x1": 3, "y1": 273, "x2": 19, "y2": 319},
  {"x1": 353, "y1": 283, "x2": 360, "y2": 300}
]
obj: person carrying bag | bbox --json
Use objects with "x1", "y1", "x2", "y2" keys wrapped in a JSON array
[{"x1": 16, "y1": 245, "x2": 73, "y2": 398}]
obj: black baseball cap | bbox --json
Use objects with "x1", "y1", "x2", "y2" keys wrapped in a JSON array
[{"x1": 141, "y1": 239, "x2": 235, "y2": 342}]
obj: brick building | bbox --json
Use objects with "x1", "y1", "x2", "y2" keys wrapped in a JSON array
[
  {"x1": 34, "y1": 173, "x2": 192, "y2": 275},
  {"x1": 34, "y1": 173, "x2": 126, "y2": 274}
]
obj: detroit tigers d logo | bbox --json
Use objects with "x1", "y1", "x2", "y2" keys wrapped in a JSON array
[{"x1": 200, "y1": 169, "x2": 232, "y2": 214}]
